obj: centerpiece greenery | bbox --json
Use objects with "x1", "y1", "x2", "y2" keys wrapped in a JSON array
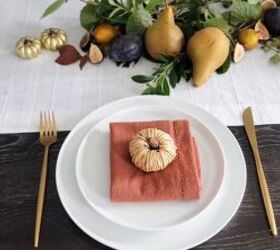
[{"x1": 42, "y1": 0, "x2": 280, "y2": 95}]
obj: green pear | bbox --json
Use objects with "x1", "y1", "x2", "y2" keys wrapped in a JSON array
[{"x1": 145, "y1": 6, "x2": 185, "y2": 60}]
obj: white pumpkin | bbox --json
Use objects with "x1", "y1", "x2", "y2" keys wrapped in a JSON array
[{"x1": 129, "y1": 128, "x2": 177, "y2": 172}]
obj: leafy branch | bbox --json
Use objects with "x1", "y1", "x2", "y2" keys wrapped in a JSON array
[
  {"x1": 79, "y1": 0, "x2": 130, "y2": 29},
  {"x1": 174, "y1": 0, "x2": 234, "y2": 38},
  {"x1": 261, "y1": 38, "x2": 280, "y2": 64},
  {"x1": 79, "y1": 0, "x2": 154, "y2": 34},
  {"x1": 132, "y1": 55, "x2": 188, "y2": 95},
  {"x1": 41, "y1": 0, "x2": 273, "y2": 97}
]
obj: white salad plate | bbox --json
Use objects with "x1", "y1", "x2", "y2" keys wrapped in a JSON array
[
  {"x1": 56, "y1": 96, "x2": 246, "y2": 250},
  {"x1": 76, "y1": 105, "x2": 225, "y2": 231}
]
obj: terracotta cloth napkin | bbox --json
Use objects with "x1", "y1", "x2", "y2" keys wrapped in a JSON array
[{"x1": 110, "y1": 120, "x2": 201, "y2": 202}]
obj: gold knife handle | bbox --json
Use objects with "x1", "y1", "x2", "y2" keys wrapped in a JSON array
[{"x1": 253, "y1": 150, "x2": 278, "y2": 236}]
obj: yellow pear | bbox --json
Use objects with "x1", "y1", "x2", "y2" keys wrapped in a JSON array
[
  {"x1": 187, "y1": 27, "x2": 230, "y2": 87},
  {"x1": 145, "y1": 6, "x2": 185, "y2": 60}
]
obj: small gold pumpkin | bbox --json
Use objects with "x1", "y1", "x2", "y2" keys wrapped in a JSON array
[
  {"x1": 15, "y1": 36, "x2": 42, "y2": 59},
  {"x1": 129, "y1": 128, "x2": 177, "y2": 172},
  {"x1": 41, "y1": 28, "x2": 67, "y2": 51}
]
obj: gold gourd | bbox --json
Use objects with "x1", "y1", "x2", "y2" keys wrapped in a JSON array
[
  {"x1": 41, "y1": 28, "x2": 67, "y2": 51},
  {"x1": 15, "y1": 36, "x2": 42, "y2": 59},
  {"x1": 129, "y1": 128, "x2": 177, "y2": 172}
]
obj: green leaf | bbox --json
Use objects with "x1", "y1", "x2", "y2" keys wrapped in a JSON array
[
  {"x1": 144, "y1": 0, "x2": 163, "y2": 12},
  {"x1": 230, "y1": 0, "x2": 261, "y2": 26},
  {"x1": 207, "y1": 2, "x2": 227, "y2": 18},
  {"x1": 204, "y1": 17, "x2": 232, "y2": 35},
  {"x1": 108, "y1": 7, "x2": 122, "y2": 18},
  {"x1": 161, "y1": 78, "x2": 170, "y2": 95},
  {"x1": 142, "y1": 87, "x2": 156, "y2": 95},
  {"x1": 126, "y1": 6, "x2": 152, "y2": 35},
  {"x1": 271, "y1": 38, "x2": 280, "y2": 47},
  {"x1": 169, "y1": 69, "x2": 178, "y2": 88},
  {"x1": 157, "y1": 74, "x2": 165, "y2": 85},
  {"x1": 216, "y1": 55, "x2": 231, "y2": 74},
  {"x1": 132, "y1": 75, "x2": 155, "y2": 83},
  {"x1": 270, "y1": 54, "x2": 280, "y2": 64},
  {"x1": 158, "y1": 54, "x2": 172, "y2": 63},
  {"x1": 80, "y1": 4, "x2": 99, "y2": 31},
  {"x1": 153, "y1": 68, "x2": 165, "y2": 75},
  {"x1": 41, "y1": 0, "x2": 66, "y2": 18},
  {"x1": 248, "y1": 0, "x2": 261, "y2": 5},
  {"x1": 261, "y1": 44, "x2": 271, "y2": 52},
  {"x1": 174, "y1": 61, "x2": 185, "y2": 82},
  {"x1": 108, "y1": 0, "x2": 121, "y2": 8}
]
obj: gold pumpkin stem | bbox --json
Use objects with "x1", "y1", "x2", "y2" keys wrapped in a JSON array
[
  {"x1": 164, "y1": 0, "x2": 168, "y2": 8},
  {"x1": 23, "y1": 39, "x2": 32, "y2": 46},
  {"x1": 48, "y1": 29, "x2": 57, "y2": 37}
]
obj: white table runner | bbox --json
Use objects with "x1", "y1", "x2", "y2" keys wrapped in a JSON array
[{"x1": 1, "y1": 0, "x2": 280, "y2": 133}]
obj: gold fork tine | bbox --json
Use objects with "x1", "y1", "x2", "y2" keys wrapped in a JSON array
[
  {"x1": 44, "y1": 111, "x2": 49, "y2": 135},
  {"x1": 49, "y1": 111, "x2": 56, "y2": 136},
  {"x1": 47, "y1": 111, "x2": 51, "y2": 135},
  {"x1": 34, "y1": 111, "x2": 58, "y2": 248},
  {"x1": 52, "y1": 111, "x2": 57, "y2": 136},
  {"x1": 40, "y1": 112, "x2": 44, "y2": 136}
]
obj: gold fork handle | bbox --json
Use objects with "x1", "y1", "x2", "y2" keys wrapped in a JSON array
[{"x1": 34, "y1": 145, "x2": 49, "y2": 247}]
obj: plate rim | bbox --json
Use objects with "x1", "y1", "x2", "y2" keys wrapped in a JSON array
[
  {"x1": 75, "y1": 104, "x2": 226, "y2": 231},
  {"x1": 56, "y1": 96, "x2": 247, "y2": 250}
]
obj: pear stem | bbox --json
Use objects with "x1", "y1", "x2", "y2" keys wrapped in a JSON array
[{"x1": 164, "y1": 0, "x2": 168, "y2": 8}]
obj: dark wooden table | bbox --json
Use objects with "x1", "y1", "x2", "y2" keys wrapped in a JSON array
[{"x1": 0, "y1": 126, "x2": 279, "y2": 250}]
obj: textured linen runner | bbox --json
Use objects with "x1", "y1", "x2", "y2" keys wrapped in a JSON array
[{"x1": 1, "y1": 0, "x2": 280, "y2": 133}]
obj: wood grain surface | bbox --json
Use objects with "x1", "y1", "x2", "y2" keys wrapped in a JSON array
[{"x1": 0, "y1": 126, "x2": 279, "y2": 250}]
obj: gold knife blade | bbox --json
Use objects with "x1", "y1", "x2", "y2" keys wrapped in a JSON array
[{"x1": 243, "y1": 107, "x2": 278, "y2": 236}]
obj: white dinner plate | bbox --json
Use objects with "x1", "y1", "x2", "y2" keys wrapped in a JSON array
[
  {"x1": 56, "y1": 96, "x2": 246, "y2": 250},
  {"x1": 76, "y1": 105, "x2": 225, "y2": 231}
]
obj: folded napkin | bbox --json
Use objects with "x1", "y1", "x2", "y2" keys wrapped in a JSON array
[{"x1": 110, "y1": 120, "x2": 201, "y2": 202}]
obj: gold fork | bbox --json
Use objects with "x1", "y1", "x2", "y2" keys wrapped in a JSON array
[{"x1": 34, "y1": 111, "x2": 57, "y2": 248}]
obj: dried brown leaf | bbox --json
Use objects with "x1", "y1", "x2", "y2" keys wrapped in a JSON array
[
  {"x1": 55, "y1": 44, "x2": 82, "y2": 65},
  {"x1": 79, "y1": 55, "x2": 89, "y2": 70}
]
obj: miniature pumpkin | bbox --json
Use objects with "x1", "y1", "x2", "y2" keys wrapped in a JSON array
[
  {"x1": 129, "y1": 128, "x2": 177, "y2": 172},
  {"x1": 41, "y1": 28, "x2": 67, "y2": 51},
  {"x1": 15, "y1": 36, "x2": 42, "y2": 59}
]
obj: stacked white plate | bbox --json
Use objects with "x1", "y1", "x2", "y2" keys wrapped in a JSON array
[{"x1": 56, "y1": 96, "x2": 247, "y2": 250}]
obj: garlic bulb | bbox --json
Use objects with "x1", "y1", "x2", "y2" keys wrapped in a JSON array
[
  {"x1": 41, "y1": 28, "x2": 67, "y2": 51},
  {"x1": 15, "y1": 36, "x2": 42, "y2": 59},
  {"x1": 129, "y1": 128, "x2": 177, "y2": 172}
]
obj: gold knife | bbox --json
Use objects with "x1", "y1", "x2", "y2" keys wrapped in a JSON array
[{"x1": 243, "y1": 107, "x2": 278, "y2": 236}]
